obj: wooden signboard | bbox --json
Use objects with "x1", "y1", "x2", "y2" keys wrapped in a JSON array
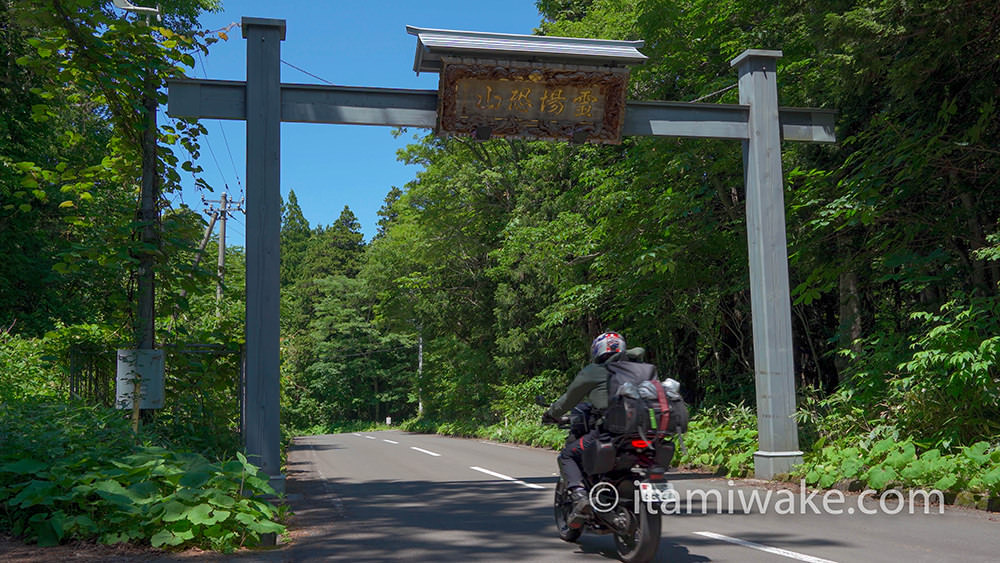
[{"x1": 437, "y1": 59, "x2": 629, "y2": 144}]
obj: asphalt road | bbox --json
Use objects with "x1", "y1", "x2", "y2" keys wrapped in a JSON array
[{"x1": 267, "y1": 431, "x2": 1000, "y2": 562}]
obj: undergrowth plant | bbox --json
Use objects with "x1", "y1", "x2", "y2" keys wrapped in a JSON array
[
  {"x1": 0, "y1": 400, "x2": 285, "y2": 551},
  {"x1": 672, "y1": 403, "x2": 758, "y2": 477},
  {"x1": 399, "y1": 417, "x2": 565, "y2": 450},
  {"x1": 795, "y1": 435, "x2": 1000, "y2": 494}
]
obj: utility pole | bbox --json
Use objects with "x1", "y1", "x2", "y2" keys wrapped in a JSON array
[
  {"x1": 417, "y1": 332, "x2": 423, "y2": 417},
  {"x1": 202, "y1": 193, "x2": 243, "y2": 314},
  {"x1": 116, "y1": 1, "x2": 162, "y2": 435},
  {"x1": 136, "y1": 61, "x2": 157, "y2": 353},
  {"x1": 216, "y1": 192, "x2": 227, "y2": 307}
]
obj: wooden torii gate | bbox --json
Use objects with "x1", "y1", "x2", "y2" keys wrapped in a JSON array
[{"x1": 168, "y1": 17, "x2": 836, "y2": 490}]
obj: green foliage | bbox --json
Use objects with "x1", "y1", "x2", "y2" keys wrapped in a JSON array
[
  {"x1": 897, "y1": 297, "x2": 1000, "y2": 443},
  {"x1": 0, "y1": 330, "x2": 62, "y2": 402},
  {"x1": 490, "y1": 372, "x2": 564, "y2": 425},
  {"x1": 803, "y1": 294, "x2": 1000, "y2": 449},
  {"x1": 0, "y1": 399, "x2": 284, "y2": 551},
  {"x1": 398, "y1": 417, "x2": 566, "y2": 451},
  {"x1": 795, "y1": 435, "x2": 1000, "y2": 495},
  {"x1": 281, "y1": 275, "x2": 417, "y2": 431},
  {"x1": 280, "y1": 190, "x2": 312, "y2": 290},
  {"x1": 672, "y1": 404, "x2": 758, "y2": 477},
  {"x1": 1, "y1": 1, "x2": 223, "y2": 337},
  {"x1": 279, "y1": 199, "x2": 419, "y2": 433},
  {"x1": 153, "y1": 341, "x2": 243, "y2": 458}
]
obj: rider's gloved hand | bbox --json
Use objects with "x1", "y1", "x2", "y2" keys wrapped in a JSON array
[{"x1": 541, "y1": 411, "x2": 560, "y2": 425}]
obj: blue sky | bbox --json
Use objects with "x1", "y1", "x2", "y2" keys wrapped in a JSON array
[{"x1": 165, "y1": 1, "x2": 544, "y2": 244}]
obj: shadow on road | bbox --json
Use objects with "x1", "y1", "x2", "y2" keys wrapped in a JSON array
[
  {"x1": 279, "y1": 474, "x2": 717, "y2": 562},
  {"x1": 264, "y1": 454, "x2": 713, "y2": 562},
  {"x1": 234, "y1": 438, "x2": 856, "y2": 562},
  {"x1": 284, "y1": 474, "x2": 564, "y2": 561}
]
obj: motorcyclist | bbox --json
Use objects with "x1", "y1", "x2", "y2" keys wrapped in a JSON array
[{"x1": 543, "y1": 332, "x2": 644, "y2": 528}]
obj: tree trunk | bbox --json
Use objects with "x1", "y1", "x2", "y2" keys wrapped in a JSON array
[
  {"x1": 958, "y1": 190, "x2": 993, "y2": 294},
  {"x1": 836, "y1": 268, "x2": 863, "y2": 386}
]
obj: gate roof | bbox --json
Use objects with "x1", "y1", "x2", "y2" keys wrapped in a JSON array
[{"x1": 406, "y1": 26, "x2": 647, "y2": 74}]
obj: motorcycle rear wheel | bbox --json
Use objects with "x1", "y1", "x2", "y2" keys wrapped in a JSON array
[
  {"x1": 613, "y1": 501, "x2": 661, "y2": 562},
  {"x1": 553, "y1": 478, "x2": 583, "y2": 542}
]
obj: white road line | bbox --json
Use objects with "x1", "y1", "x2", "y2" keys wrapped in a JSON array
[
  {"x1": 694, "y1": 531, "x2": 839, "y2": 563},
  {"x1": 469, "y1": 466, "x2": 546, "y2": 490},
  {"x1": 383, "y1": 439, "x2": 399, "y2": 444},
  {"x1": 410, "y1": 446, "x2": 441, "y2": 457},
  {"x1": 352, "y1": 433, "x2": 362, "y2": 436},
  {"x1": 364, "y1": 435, "x2": 377, "y2": 440},
  {"x1": 306, "y1": 443, "x2": 344, "y2": 517},
  {"x1": 478, "y1": 440, "x2": 520, "y2": 449}
]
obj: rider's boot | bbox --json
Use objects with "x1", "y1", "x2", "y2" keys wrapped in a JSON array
[{"x1": 567, "y1": 486, "x2": 590, "y2": 528}]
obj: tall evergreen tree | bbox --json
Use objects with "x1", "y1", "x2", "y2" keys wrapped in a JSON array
[
  {"x1": 280, "y1": 190, "x2": 312, "y2": 286},
  {"x1": 375, "y1": 186, "x2": 403, "y2": 240}
]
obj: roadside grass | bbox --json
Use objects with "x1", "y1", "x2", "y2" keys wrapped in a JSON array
[
  {"x1": 399, "y1": 418, "x2": 566, "y2": 450},
  {"x1": 0, "y1": 399, "x2": 286, "y2": 551}
]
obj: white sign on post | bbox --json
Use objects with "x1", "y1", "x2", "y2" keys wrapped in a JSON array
[{"x1": 115, "y1": 349, "x2": 165, "y2": 409}]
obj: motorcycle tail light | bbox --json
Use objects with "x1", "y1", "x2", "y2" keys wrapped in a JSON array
[{"x1": 631, "y1": 439, "x2": 650, "y2": 449}]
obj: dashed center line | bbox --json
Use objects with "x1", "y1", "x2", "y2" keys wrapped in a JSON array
[
  {"x1": 469, "y1": 466, "x2": 546, "y2": 489},
  {"x1": 351, "y1": 433, "x2": 362, "y2": 436},
  {"x1": 364, "y1": 435, "x2": 377, "y2": 440},
  {"x1": 410, "y1": 446, "x2": 441, "y2": 457},
  {"x1": 695, "y1": 531, "x2": 838, "y2": 563},
  {"x1": 383, "y1": 439, "x2": 399, "y2": 444}
]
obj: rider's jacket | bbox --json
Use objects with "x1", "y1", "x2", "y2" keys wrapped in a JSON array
[{"x1": 545, "y1": 347, "x2": 646, "y2": 420}]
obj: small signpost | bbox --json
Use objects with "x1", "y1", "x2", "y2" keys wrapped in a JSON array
[
  {"x1": 168, "y1": 18, "x2": 836, "y2": 488},
  {"x1": 115, "y1": 349, "x2": 165, "y2": 410}
]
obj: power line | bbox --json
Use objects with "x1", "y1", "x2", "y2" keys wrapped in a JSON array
[
  {"x1": 320, "y1": 344, "x2": 417, "y2": 360},
  {"x1": 690, "y1": 83, "x2": 738, "y2": 103},
  {"x1": 195, "y1": 49, "x2": 242, "y2": 197},
  {"x1": 217, "y1": 121, "x2": 243, "y2": 201},
  {"x1": 202, "y1": 130, "x2": 229, "y2": 190},
  {"x1": 226, "y1": 215, "x2": 246, "y2": 242},
  {"x1": 199, "y1": 23, "x2": 245, "y2": 199},
  {"x1": 281, "y1": 58, "x2": 335, "y2": 85}
]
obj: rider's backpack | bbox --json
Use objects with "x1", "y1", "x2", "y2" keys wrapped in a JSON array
[
  {"x1": 602, "y1": 361, "x2": 689, "y2": 438},
  {"x1": 602, "y1": 360, "x2": 665, "y2": 436}
]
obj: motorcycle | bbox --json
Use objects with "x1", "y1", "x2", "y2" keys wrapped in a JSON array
[{"x1": 537, "y1": 396, "x2": 678, "y2": 563}]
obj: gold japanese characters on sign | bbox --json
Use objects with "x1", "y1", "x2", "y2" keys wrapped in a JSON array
[{"x1": 437, "y1": 59, "x2": 629, "y2": 144}]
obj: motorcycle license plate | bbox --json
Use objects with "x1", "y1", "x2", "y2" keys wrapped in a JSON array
[{"x1": 639, "y1": 481, "x2": 678, "y2": 503}]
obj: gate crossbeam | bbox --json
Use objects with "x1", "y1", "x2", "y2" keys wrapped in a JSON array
[{"x1": 168, "y1": 78, "x2": 836, "y2": 142}]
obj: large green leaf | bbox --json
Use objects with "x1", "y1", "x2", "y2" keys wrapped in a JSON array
[
  {"x1": 151, "y1": 529, "x2": 177, "y2": 548},
  {"x1": 840, "y1": 457, "x2": 865, "y2": 479},
  {"x1": 186, "y1": 503, "x2": 214, "y2": 525},
  {"x1": 980, "y1": 465, "x2": 1000, "y2": 489},
  {"x1": 160, "y1": 500, "x2": 189, "y2": 523},
  {"x1": 963, "y1": 442, "x2": 991, "y2": 466},
  {"x1": 866, "y1": 466, "x2": 897, "y2": 490},
  {"x1": 0, "y1": 459, "x2": 47, "y2": 475},
  {"x1": 9, "y1": 479, "x2": 58, "y2": 508},
  {"x1": 933, "y1": 474, "x2": 958, "y2": 491},
  {"x1": 179, "y1": 471, "x2": 211, "y2": 489}
]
